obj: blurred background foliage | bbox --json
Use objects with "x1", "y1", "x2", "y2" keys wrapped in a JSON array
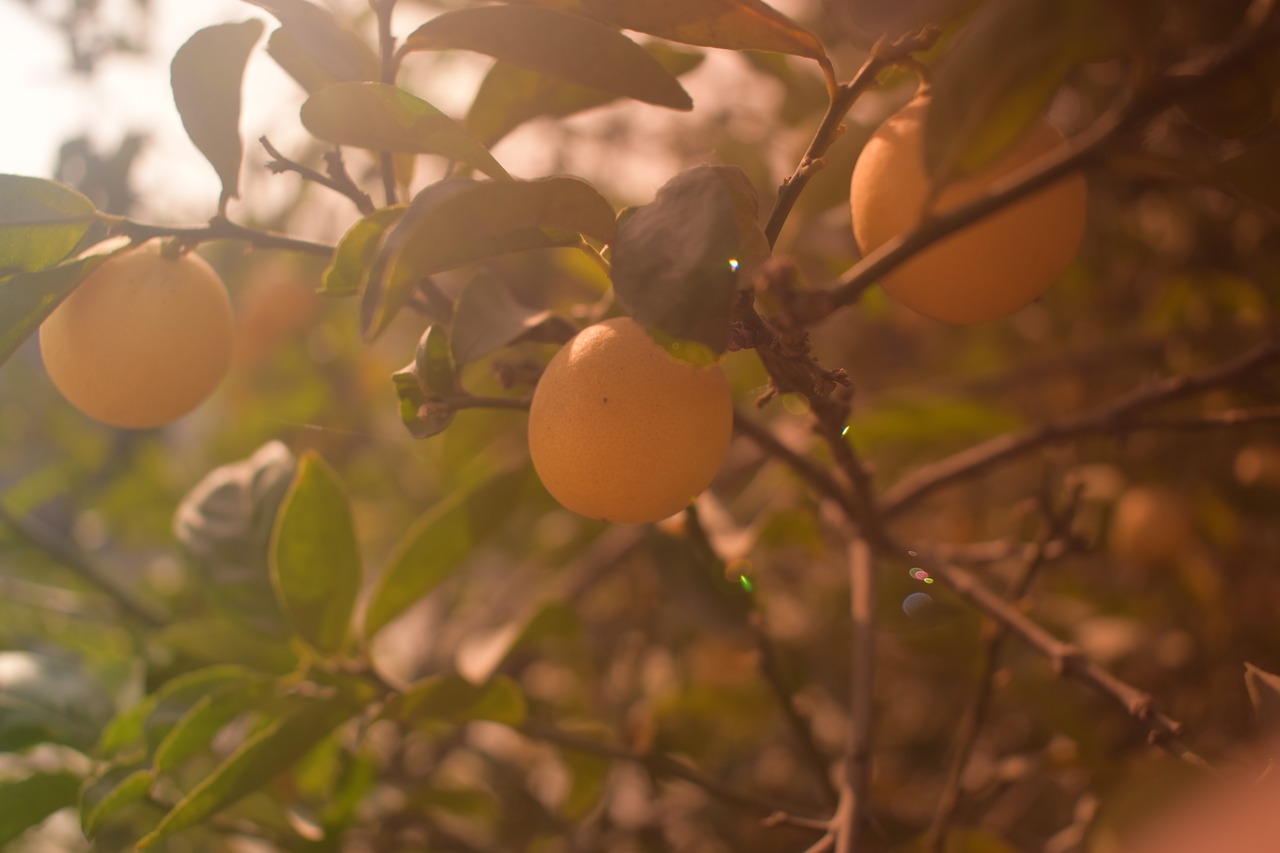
[{"x1": 2, "y1": 0, "x2": 1280, "y2": 851}]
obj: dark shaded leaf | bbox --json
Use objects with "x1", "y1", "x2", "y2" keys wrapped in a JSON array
[
  {"x1": 402, "y1": 6, "x2": 691, "y2": 110},
  {"x1": 362, "y1": 176, "x2": 614, "y2": 339},
  {"x1": 0, "y1": 249, "x2": 115, "y2": 369},
  {"x1": 301, "y1": 83, "x2": 508, "y2": 179},
  {"x1": 612, "y1": 165, "x2": 765, "y2": 358},
  {"x1": 467, "y1": 43, "x2": 704, "y2": 147},
  {"x1": 321, "y1": 206, "x2": 404, "y2": 297},
  {"x1": 0, "y1": 174, "x2": 96, "y2": 275},
  {"x1": 270, "y1": 452, "x2": 362, "y2": 655},
  {"x1": 1245, "y1": 662, "x2": 1280, "y2": 728},
  {"x1": 384, "y1": 673, "x2": 526, "y2": 727},
  {"x1": 923, "y1": 0, "x2": 1116, "y2": 180},
  {"x1": 416, "y1": 324, "x2": 458, "y2": 397},
  {"x1": 79, "y1": 766, "x2": 154, "y2": 838},
  {"x1": 0, "y1": 771, "x2": 81, "y2": 845},
  {"x1": 135, "y1": 694, "x2": 359, "y2": 850},
  {"x1": 246, "y1": 0, "x2": 377, "y2": 90},
  {"x1": 392, "y1": 326, "x2": 458, "y2": 439},
  {"x1": 364, "y1": 466, "x2": 530, "y2": 638},
  {"x1": 579, "y1": 0, "x2": 827, "y2": 60},
  {"x1": 450, "y1": 274, "x2": 574, "y2": 365},
  {"x1": 170, "y1": 19, "x2": 265, "y2": 211},
  {"x1": 0, "y1": 650, "x2": 112, "y2": 752}
]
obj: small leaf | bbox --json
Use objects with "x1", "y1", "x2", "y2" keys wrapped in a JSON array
[
  {"x1": 0, "y1": 174, "x2": 96, "y2": 275},
  {"x1": 154, "y1": 679, "x2": 271, "y2": 774},
  {"x1": 612, "y1": 165, "x2": 764, "y2": 357},
  {"x1": 0, "y1": 771, "x2": 81, "y2": 845},
  {"x1": 364, "y1": 466, "x2": 530, "y2": 639},
  {"x1": 135, "y1": 694, "x2": 358, "y2": 850},
  {"x1": 401, "y1": 6, "x2": 692, "y2": 110},
  {"x1": 416, "y1": 324, "x2": 459, "y2": 396},
  {"x1": 321, "y1": 206, "x2": 404, "y2": 297},
  {"x1": 246, "y1": 0, "x2": 377, "y2": 90},
  {"x1": 0, "y1": 250, "x2": 113, "y2": 369},
  {"x1": 923, "y1": 0, "x2": 1116, "y2": 180},
  {"x1": 362, "y1": 176, "x2": 614, "y2": 339},
  {"x1": 301, "y1": 83, "x2": 509, "y2": 180},
  {"x1": 578, "y1": 0, "x2": 827, "y2": 60},
  {"x1": 392, "y1": 364, "x2": 454, "y2": 439},
  {"x1": 144, "y1": 665, "x2": 259, "y2": 754},
  {"x1": 384, "y1": 674, "x2": 527, "y2": 727},
  {"x1": 270, "y1": 452, "x2": 362, "y2": 655},
  {"x1": 1245, "y1": 662, "x2": 1280, "y2": 728},
  {"x1": 170, "y1": 19, "x2": 265, "y2": 211},
  {"x1": 79, "y1": 766, "x2": 154, "y2": 838},
  {"x1": 450, "y1": 274, "x2": 573, "y2": 365},
  {"x1": 0, "y1": 650, "x2": 113, "y2": 752},
  {"x1": 467, "y1": 43, "x2": 705, "y2": 147}
]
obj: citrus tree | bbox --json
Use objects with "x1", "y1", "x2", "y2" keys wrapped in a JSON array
[{"x1": 3, "y1": 0, "x2": 1280, "y2": 850}]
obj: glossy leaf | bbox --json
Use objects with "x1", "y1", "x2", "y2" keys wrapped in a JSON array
[
  {"x1": 0, "y1": 250, "x2": 113, "y2": 369},
  {"x1": 416, "y1": 324, "x2": 459, "y2": 397},
  {"x1": 321, "y1": 206, "x2": 404, "y2": 297},
  {"x1": 362, "y1": 176, "x2": 615, "y2": 339},
  {"x1": 135, "y1": 694, "x2": 358, "y2": 850},
  {"x1": 79, "y1": 766, "x2": 154, "y2": 838},
  {"x1": 0, "y1": 771, "x2": 81, "y2": 845},
  {"x1": 402, "y1": 6, "x2": 692, "y2": 110},
  {"x1": 170, "y1": 19, "x2": 264, "y2": 211},
  {"x1": 270, "y1": 452, "x2": 362, "y2": 655},
  {"x1": 578, "y1": 0, "x2": 827, "y2": 60},
  {"x1": 450, "y1": 274, "x2": 576, "y2": 365},
  {"x1": 384, "y1": 673, "x2": 527, "y2": 727},
  {"x1": 612, "y1": 165, "x2": 764, "y2": 358},
  {"x1": 392, "y1": 325, "x2": 457, "y2": 439},
  {"x1": 364, "y1": 466, "x2": 530, "y2": 638},
  {"x1": 247, "y1": 0, "x2": 377, "y2": 90},
  {"x1": 0, "y1": 650, "x2": 113, "y2": 752},
  {"x1": 301, "y1": 83, "x2": 509, "y2": 179},
  {"x1": 154, "y1": 679, "x2": 271, "y2": 774},
  {"x1": 467, "y1": 44, "x2": 704, "y2": 146},
  {"x1": 0, "y1": 174, "x2": 96, "y2": 275},
  {"x1": 923, "y1": 0, "x2": 1115, "y2": 180}
]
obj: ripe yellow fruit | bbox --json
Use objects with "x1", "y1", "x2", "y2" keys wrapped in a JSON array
[
  {"x1": 850, "y1": 98, "x2": 1088, "y2": 324},
  {"x1": 527, "y1": 317, "x2": 733, "y2": 524},
  {"x1": 39, "y1": 240, "x2": 235, "y2": 429}
]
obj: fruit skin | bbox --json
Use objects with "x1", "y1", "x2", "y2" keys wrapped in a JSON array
[
  {"x1": 527, "y1": 317, "x2": 733, "y2": 524},
  {"x1": 850, "y1": 98, "x2": 1088, "y2": 324},
  {"x1": 39, "y1": 240, "x2": 235, "y2": 429}
]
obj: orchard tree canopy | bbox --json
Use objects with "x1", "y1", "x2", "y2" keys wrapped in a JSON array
[{"x1": 2, "y1": 0, "x2": 1280, "y2": 851}]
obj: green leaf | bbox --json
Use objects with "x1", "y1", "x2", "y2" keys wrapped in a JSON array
[
  {"x1": 450, "y1": 273, "x2": 575, "y2": 365},
  {"x1": 401, "y1": 6, "x2": 692, "y2": 111},
  {"x1": 0, "y1": 174, "x2": 96, "y2": 275},
  {"x1": 154, "y1": 679, "x2": 271, "y2": 774},
  {"x1": 321, "y1": 206, "x2": 404, "y2": 297},
  {"x1": 384, "y1": 674, "x2": 527, "y2": 727},
  {"x1": 135, "y1": 694, "x2": 358, "y2": 850},
  {"x1": 0, "y1": 771, "x2": 81, "y2": 845},
  {"x1": 0, "y1": 650, "x2": 113, "y2": 752},
  {"x1": 416, "y1": 324, "x2": 459, "y2": 397},
  {"x1": 170, "y1": 19, "x2": 265, "y2": 211},
  {"x1": 392, "y1": 325, "x2": 458, "y2": 439},
  {"x1": 144, "y1": 665, "x2": 260, "y2": 755},
  {"x1": 364, "y1": 466, "x2": 530, "y2": 638},
  {"x1": 467, "y1": 43, "x2": 704, "y2": 147},
  {"x1": 301, "y1": 83, "x2": 509, "y2": 180},
  {"x1": 270, "y1": 452, "x2": 362, "y2": 655},
  {"x1": 923, "y1": 0, "x2": 1116, "y2": 180},
  {"x1": 362, "y1": 176, "x2": 614, "y2": 339},
  {"x1": 0, "y1": 250, "x2": 114, "y2": 369},
  {"x1": 576, "y1": 0, "x2": 827, "y2": 60},
  {"x1": 247, "y1": 0, "x2": 377, "y2": 90},
  {"x1": 79, "y1": 766, "x2": 154, "y2": 838},
  {"x1": 612, "y1": 165, "x2": 765, "y2": 358}
]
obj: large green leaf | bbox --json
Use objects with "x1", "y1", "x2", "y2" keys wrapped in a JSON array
[
  {"x1": 301, "y1": 83, "x2": 509, "y2": 179},
  {"x1": 0, "y1": 250, "x2": 114, "y2": 369},
  {"x1": 611, "y1": 165, "x2": 765, "y2": 358},
  {"x1": 321, "y1": 205, "x2": 405, "y2": 297},
  {"x1": 153, "y1": 679, "x2": 272, "y2": 774},
  {"x1": 79, "y1": 765, "x2": 154, "y2": 838},
  {"x1": 364, "y1": 466, "x2": 530, "y2": 639},
  {"x1": 143, "y1": 666, "x2": 261, "y2": 756},
  {"x1": 362, "y1": 176, "x2": 615, "y2": 339},
  {"x1": 402, "y1": 6, "x2": 692, "y2": 111},
  {"x1": 0, "y1": 174, "x2": 96, "y2": 275},
  {"x1": 383, "y1": 673, "x2": 527, "y2": 727},
  {"x1": 270, "y1": 452, "x2": 362, "y2": 655},
  {"x1": 247, "y1": 0, "x2": 377, "y2": 91},
  {"x1": 466, "y1": 43, "x2": 704, "y2": 147},
  {"x1": 135, "y1": 694, "x2": 359, "y2": 850},
  {"x1": 0, "y1": 772, "x2": 81, "y2": 845},
  {"x1": 170, "y1": 19, "x2": 265, "y2": 211},
  {"x1": 923, "y1": 0, "x2": 1116, "y2": 181},
  {"x1": 577, "y1": 0, "x2": 826, "y2": 60},
  {"x1": 0, "y1": 651, "x2": 113, "y2": 752}
]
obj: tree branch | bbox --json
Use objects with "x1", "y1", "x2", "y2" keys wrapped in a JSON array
[
  {"x1": 260, "y1": 136, "x2": 375, "y2": 215},
  {"x1": 103, "y1": 215, "x2": 335, "y2": 257},
  {"x1": 836, "y1": 536, "x2": 877, "y2": 853}
]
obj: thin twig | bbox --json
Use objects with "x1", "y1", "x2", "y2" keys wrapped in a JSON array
[
  {"x1": 260, "y1": 136, "x2": 375, "y2": 215},
  {"x1": 102, "y1": 215, "x2": 335, "y2": 257},
  {"x1": 880, "y1": 338, "x2": 1280, "y2": 517},
  {"x1": 836, "y1": 537, "x2": 877, "y2": 853},
  {"x1": 441, "y1": 394, "x2": 533, "y2": 412},
  {"x1": 732, "y1": 410, "x2": 855, "y2": 515}
]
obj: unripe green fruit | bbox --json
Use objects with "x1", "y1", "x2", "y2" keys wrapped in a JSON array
[
  {"x1": 527, "y1": 317, "x2": 733, "y2": 524},
  {"x1": 39, "y1": 240, "x2": 235, "y2": 428}
]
